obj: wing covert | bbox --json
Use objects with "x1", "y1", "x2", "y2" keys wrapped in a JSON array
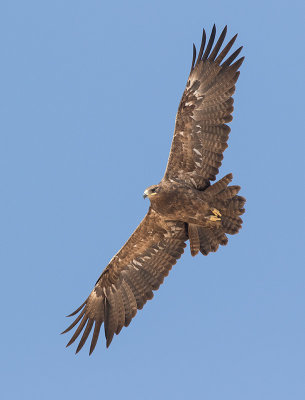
[
  {"x1": 62, "y1": 208, "x2": 187, "y2": 354},
  {"x1": 164, "y1": 25, "x2": 244, "y2": 189}
]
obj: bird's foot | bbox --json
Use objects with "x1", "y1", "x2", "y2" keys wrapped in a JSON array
[
  {"x1": 208, "y1": 215, "x2": 221, "y2": 222},
  {"x1": 211, "y1": 208, "x2": 221, "y2": 217},
  {"x1": 206, "y1": 208, "x2": 221, "y2": 222}
]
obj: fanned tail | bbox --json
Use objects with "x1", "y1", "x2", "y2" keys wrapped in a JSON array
[{"x1": 188, "y1": 173, "x2": 245, "y2": 256}]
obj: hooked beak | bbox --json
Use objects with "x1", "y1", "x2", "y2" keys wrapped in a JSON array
[{"x1": 143, "y1": 189, "x2": 149, "y2": 199}]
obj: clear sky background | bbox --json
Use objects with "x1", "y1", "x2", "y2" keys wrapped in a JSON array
[{"x1": 1, "y1": 1, "x2": 304, "y2": 399}]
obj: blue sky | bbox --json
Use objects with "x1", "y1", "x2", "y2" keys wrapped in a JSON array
[{"x1": 1, "y1": 1, "x2": 304, "y2": 399}]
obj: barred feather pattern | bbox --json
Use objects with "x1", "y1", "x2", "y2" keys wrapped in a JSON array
[
  {"x1": 62, "y1": 208, "x2": 187, "y2": 354},
  {"x1": 164, "y1": 25, "x2": 244, "y2": 190},
  {"x1": 63, "y1": 26, "x2": 246, "y2": 354},
  {"x1": 188, "y1": 173, "x2": 246, "y2": 256}
]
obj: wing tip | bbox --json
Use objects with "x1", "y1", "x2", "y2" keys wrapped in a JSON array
[
  {"x1": 66, "y1": 300, "x2": 86, "y2": 317},
  {"x1": 192, "y1": 24, "x2": 243, "y2": 71},
  {"x1": 191, "y1": 43, "x2": 197, "y2": 72},
  {"x1": 106, "y1": 337, "x2": 113, "y2": 348}
]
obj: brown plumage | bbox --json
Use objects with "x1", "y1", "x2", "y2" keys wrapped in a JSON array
[{"x1": 63, "y1": 25, "x2": 246, "y2": 354}]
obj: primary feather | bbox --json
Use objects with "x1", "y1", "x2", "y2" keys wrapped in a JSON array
[{"x1": 63, "y1": 25, "x2": 245, "y2": 354}]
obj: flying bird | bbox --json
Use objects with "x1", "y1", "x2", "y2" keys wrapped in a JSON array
[{"x1": 62, "y1": 25, "x2": 246, "y2": 354}]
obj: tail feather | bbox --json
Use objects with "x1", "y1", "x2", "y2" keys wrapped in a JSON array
[
  {"x1": 221, "y1": 215, "x2": 243, "y2": 234},
  {"x1": 188, "y1": 223, "x2": 200, "y2": 256},
  {"x1": 202, "y1": 173, "x2": 233, "y2": 198},
  {"x1": 214, "y1": 228, "x2": 229, "y2": 246},
  {"x1": 215, "y1": 185, "x2": 241, "y2": 201},
  {"x1": 223, "y1": 195, "x2": 246, "y2": 215},
  {"x1": 188, "y1": 173, "x2": 245, "y2": 256},
  {"x1": 197, "y1": 227, "x2": 212, "y2": 255},
  {"x1": 197, "y1": 226, "x2": 228, "y2": 256}
]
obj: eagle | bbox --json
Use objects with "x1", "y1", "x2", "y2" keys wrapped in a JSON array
[{"x1": 62, "y1": 25, "x2": 246, "y2": 354}]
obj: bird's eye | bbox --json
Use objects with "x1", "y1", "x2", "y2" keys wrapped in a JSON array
[{"x1": 151, "y1": 188, "x2": 156, "y2": 192}]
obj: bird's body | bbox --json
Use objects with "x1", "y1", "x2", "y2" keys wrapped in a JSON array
[
  {"x1": 146, "y1": 181, "x2": 219, "y2": 225},
  {"x1": 147, "y1": 181, "x2": 209, "y2": 220},
  {"x1": 63, "y1": 25, "x2": 246, "y2": 354}
]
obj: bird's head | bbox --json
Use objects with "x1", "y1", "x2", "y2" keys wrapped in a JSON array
[{"x1": 143, "y1": 184, "x2": 160, "y2": 200}]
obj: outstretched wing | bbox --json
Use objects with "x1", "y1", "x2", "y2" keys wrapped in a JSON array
[
  {"x1": 62, "y1": 208, "x2": 187, "y2": 354},
  {"x1": 164, "y1": 25, "x2": 244, "y2": 190}
]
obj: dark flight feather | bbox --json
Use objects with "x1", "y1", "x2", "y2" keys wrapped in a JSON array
[
  {"x1": 63, "y1": 26, "x2": 245, "y2": 353},
  {"x1": 164, "y1": 26, "x2": 244, "y2": 189},
  {"x1": 64, "y1": 209, "x2": 187, "y2": 353}
]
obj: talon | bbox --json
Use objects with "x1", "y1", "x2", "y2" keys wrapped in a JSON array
[
  {"x1": 208, "y1": 215, "x2": 221, "y2": 222},
  {"x1": 211, "y1": 208, "x2": 221, "y2": 217}
]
